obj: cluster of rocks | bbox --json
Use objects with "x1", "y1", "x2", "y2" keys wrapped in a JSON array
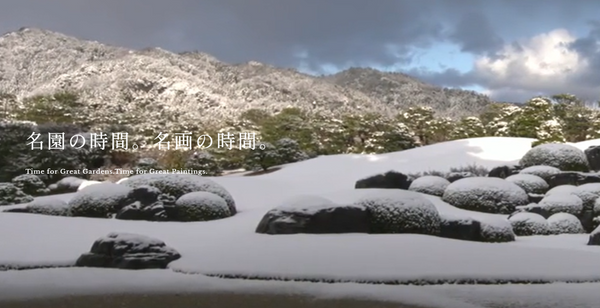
[{"x1": 260, "y1": 142, "x2": 600, "y2": 246}]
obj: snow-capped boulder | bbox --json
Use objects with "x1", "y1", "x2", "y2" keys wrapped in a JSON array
[
  {"x1": 505, "y1": 174, "x2": 549, "y2": 194},
  {"x1": 173, "y1": 191, "x2": 231, "y2": 221},
  {"x1": 53, "y1": 176, "x2": 85, "y2": 194},
  {"x1": 69, "y1": 182, "x2": 132, "y2": 218},
  {"x1": 355, "y1": 190, "x2": 441, "y2": 235},
  {"x1": 122, "y1": 173, "x2": 236, "y2": 215},
  {"x1": 537, "y1": 194, "x2": 583, "y2": 217},
  {"x1": 520, "y1": 143, "x2": 589, "y2": 172},
  {"x1": 547, "y1": 213, "x2": 585, "y2": 234},
  {"x1": 508, "y1": 212, "x2": 550, "y2": 236},
  {"x1": 75, "y1": 232, "x2": 181, "y2": 270},
  {"x1": 355, "y1": 171, "x2": 412, "y2": 190},
  {"x1": 442, "y1": 177, "x2": 529, "y2": 214},
  {"x1": 256, "y1": 195, "x2": 370, "y2": 234},
  {"x1": 545, "y1": 185, "x2": 578, "y2": 197},
  {"x1": 519, "y1": 165, "x2": 561, "y2": 182},
  {"x1": 24, "y1": 197, "x2": 70, "y2": 216},
  {"x1": 488, "y1": 164, "x2": 521, "y2": 179},
  {"x1": 0, "y1": 182, "x2": 34, "y2": 206},
  {"x1": 11, "y1": 174, "x2": 49, "y2": 196},
  {"x1": 479, "y1": 218, "x2": 516, "y2": 243},
  {"x1": 408, "y1": 175, "x2": 450, "y2": 197}
]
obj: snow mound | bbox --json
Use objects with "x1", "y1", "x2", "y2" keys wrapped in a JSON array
[
  {"x1": 174, "y1": 191, "x2": 231, "y2": 221},
  {"x1": 442, "y1": 177, "x2": 529, "y2": 214},
  {"x1": 508, "y1": 212, "x2": 550, "y2": 236},
  {"x1": 77, "y1": 180, "x2": 102, "y2": 191},
  {"x1": 123, "y1": 173, "x2": 236, "y2": 215},
  {"x1": 408, "y1": 176, "x2": 450, "y2": 197},
  {"x1": 538, "y1": 194, "x2": 583, "y2": 216},
  {"x1": 505, "y1": 174, "x2": 549, "y2": 194},
  {"x1": 272, "y1": 195, "x2": 338, "y2": 214},
  {"x1": 68, "y1": 182, "x2": 132, "y2": 218},
  {"x1": 25, "y1": 197, "x2": 69, "y2": 216},
  {"x1": 479, "y1": 218, "x2": 516, "y2": 243},
  {"x1": 547, "y1": 213, "x2": 585, "y2": 234},
  {"x1": 519, "y1": 165, "x2": 561, "y2": 181},
  {"x1": 354, "y1": 189, "x2": 441, "y2": 235},
  {"x1": 519, "y1": 143, "x2": 589, "y2": 172},
  {"x1": 545, "y1": 185, "x2": 577, "y2": 197}
]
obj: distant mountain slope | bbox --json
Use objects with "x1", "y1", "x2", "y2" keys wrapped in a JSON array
[{"x1": 0, "y1": 27, "x2": 493, "y2": 130}]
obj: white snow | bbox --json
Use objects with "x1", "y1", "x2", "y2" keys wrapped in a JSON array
[
  {"x1": 547, "y1": 213, "x2": 585, "y2": 234},
  {"x1": 505, "y1": 173, "x2": 549, "y2": 194},
  {"x1": 77, "y1": 180, "x2": 102, "y2": 191},
  {"x1": 538, "y1": 194, "x2": 584, "y2": 216},
  {"x1": 3, "y1": 137, "x2": 600, "y2": 307},
  {"x1": 442, "y1": 177, "x2": 529, "y2": 213},
  {"x1": 408, "y1": 175, "x2": 450, "y2": 196},
  {"x1": 520, "y1": 142, "x2": 589, "y2": 170},
  {"x1": 509, "y1": 212, "x2": 550, "y2": 236}
]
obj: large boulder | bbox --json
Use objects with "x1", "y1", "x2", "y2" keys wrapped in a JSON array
[
  {"x1": 505, "y1": 174, "x2": 549, "y2": 194},
  {"x1": 69, "y1": 182, "x2": 132, "y2": 218},
  {"x1": 584, "y1": 145, "x2": 600, "y2": 171},
  {"x1": 508, "y1": 212, "x2": 550, "y2": 236},
  {"x1": 519, "y1": 143, "x2": 589, "y2": 172},
  {"x1": 354, "y1": 171, "x2": 412, "y2": 190},
  {"x1": 519, "y1": 165, "x2": 561, "y2": 182},
  {"x1": 488, "y1": 164, "x2": 521, "y2": 179},
  {"x1": 255, "y1": 195, "x2": 370, "y2": 234},
  {"x1": 122, "y1": 174, "x2": 236, "y2": 215},
  {"x1": 408, "y1": 175, "x2": 450, "y2": 197},
  {"x1": 354, "y1": 190, "x2": 441, "y2": 235},
  {"x1": 442, "y1": 177, "x2": 529, "y2": 214},
  {"x1": 0, "y1": 182, "x2": 34, "y2": 206},
  {"x1": 173, "y1": 191, "x2": 232, "y2": 222},
  {"x1": 547, "y1": 213, "x2": 585, "y2": 234},
  {"x1": 75, "y1": 232, "x2": 181, "y2": 270}
]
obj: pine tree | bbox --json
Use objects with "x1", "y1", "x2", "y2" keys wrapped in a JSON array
[
  {"x1": 244, "y1": 142, "x2": 280, "y2": 171},
  {"x1": 398, "y1": 106, "x2": 436, "y2": 145},
  {"x1": 450, "y1": 116, "x2": 486, "y2": 140},
  {"x1": 184, "y1": 151, "x2": 223, "y2": 176}
]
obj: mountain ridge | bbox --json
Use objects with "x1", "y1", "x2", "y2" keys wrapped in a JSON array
[{"x1": 0, "y1": 27, "x2": 494, "y2": 131}]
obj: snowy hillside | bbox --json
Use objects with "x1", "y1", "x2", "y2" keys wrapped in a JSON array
[{"x1": 3, "y1": 137, "x2": 600, "y2": 307}]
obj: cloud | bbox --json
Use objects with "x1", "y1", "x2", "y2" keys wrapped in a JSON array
[{"x1": 448, "y1": 11, "x2": 504, "y2": 55}]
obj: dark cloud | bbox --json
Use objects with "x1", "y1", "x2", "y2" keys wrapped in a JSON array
[
  {"x1": 448, "y1": 11, "x2": 504, "y2": 55},
  {"x1": 0, "y1": 0, "x2": 599, "y2": 102}
]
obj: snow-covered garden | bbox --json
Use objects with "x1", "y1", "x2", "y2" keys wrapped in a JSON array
[{"x1": 4, "y1": 136, "x2": 600, "y2": 307}]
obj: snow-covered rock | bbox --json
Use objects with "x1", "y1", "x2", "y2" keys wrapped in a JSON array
[
  {"x1": 54, "y1": 176, "x2": 86, "y2": 193},
  {"x1": 519, "y1": 165, "x2": 561, "y2": 181},
  {"x1": 479, "y1": 217, "x2": 516, "y2": 243},
  {"x1": 355, "y1": 171, "x2": 412, "y2": 190},
  {"x1": 408, "y1": 175, "x2": 450, "y2": 197},
  {"x1": 355, "y1": 190, "x2": 441, "y2": 235},
  {"x1": 547, "y1": 213, "x2": 585, "y2": 234},
  {"x1": 122, "y1": 174, "x2": 236, "y2": 215},
  {"x1": 545, "y1": 185, "x2": 577, "y2": 197},
  {"x1": 25, "y1": 197, "x2": 70, "y2": 216},
  {"x1": 69, "y1": 182, "x2": 132, "y2": 218},
  {"x1": 442, "y1": 177, "x2": 529, "y2": 214},
  {"x1": 508, "y1": 212, "x2": 550, "y2": 236},
  {"x1": 537, "y1": 194, "x2": 583, "y2": 216},
  {"x1": 256, "y1": 195, "x2": 370, "y2": 234},
  {"x1": 11, "y1": 174, "x2": 49, "y2": 196},
  {"x1": 505, "y1": 174, "x2": 549, "y2": 194},
  {"x1": 173, "y1": 191, "x2": 231, "y2": 221},
  {"x1": 519, "y1": 143, "x2": 590, "y2": 172},
  {"x1": 75, "y1": 232, "x2": 181, "y2": 270}
]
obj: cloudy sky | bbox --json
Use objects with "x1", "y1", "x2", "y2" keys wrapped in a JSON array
[{"x1": 2, "y1": 0, "x2": 599, "y2": 103}]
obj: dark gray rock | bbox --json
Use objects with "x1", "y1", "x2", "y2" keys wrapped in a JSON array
[
  {"x1": 528, "y1": 193, "x2": 545, "y2": 203},
  {"x1": 585, "y1": 145, "x2": 600, "y2": 172},
  {"x1": 125, "y1": 185, "x2": 162, "y2": 207},
  {"x1": 75, "y1": 232, "x2": 181, "y2": 270},
  {"x1": 439, "y1": 216, "x2": 482, "y2": 242},
  {"x1": 256, "y1": 204, "x2": 371, "y2": 234},
  {"x1": 355, "y1": 171, "x2": 412, "y2": 190},
  {"x1": 547, "y1": 172, "x2": 600, "y2": 188},
  {"x1": 488, "y1": 165, "x2": 521, "y2": 179},
  {"x1": 445, "y1": 172, "x2": 474, "y2": 183}
]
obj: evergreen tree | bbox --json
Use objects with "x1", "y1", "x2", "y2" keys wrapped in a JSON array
[
  {"x1": 397, "y1": 106, "x2": 436, "y2": 145},
  {"x1": 275, "y1": 138, "x2": 309, "y2": 164},
  {"x1": 508, "y1": 97, "x2": 558, "y2": 138},
  {"x1": 450, "y1": 116, "x2": 486, "y2": 139},
  {"x1": 184, "y1": 151, "x2": 222, "y2": 176},
  {"x1": 244, "y1": 142, "x2": 280, "y2": 171}
]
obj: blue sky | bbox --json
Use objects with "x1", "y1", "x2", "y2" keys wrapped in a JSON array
[{"x1": 0, "y1": 0, "x2": 599, "y2": 103}]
